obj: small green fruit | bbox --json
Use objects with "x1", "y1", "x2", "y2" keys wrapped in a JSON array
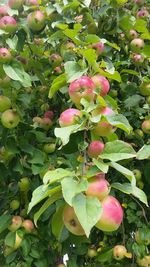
[
  {"x1": 18, "y1": 177, "x2": 30, "y2": 192},
  {"x1": 10, "y1": 199, "x2": 20, "y2": 210},
  {"x1": 133, "y1": 169, "x2": 142, "y2": 181},
  {"x1": 43, "y1": 143, "x2": 56, "y2": 154}
]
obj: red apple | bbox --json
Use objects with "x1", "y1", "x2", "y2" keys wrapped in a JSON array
[
  {"x1": 22, "y1": 219, "x2": 34, "y2": 233},
  {"x1": 8, "y1": 0, "x2": 24, "y2": 10},
  {"x1": 44, "y1": 110, "x2": 54, "y2": 120},
  {"x1": 113, "y1": 245, "x2": 127, "y2": 261},
  {"x1": 96, "y1": 195, "x2": 123, "y2": 232},
  {"x1": 86, "y1": 173, "x2": 110, "y2": 201},
  {"x1": 69, "y1": 76, "x2": 95, "y2": 105},
  {"x1": 132, "y1": 54, "x2": 144, "y2": 65},
  {"x1": 91, "y1": 42, "x2": 104, "y2": 55},
  {"x1": 59, "y1": 108, "x2": 82, "y2": 127},
  {"x1": 8, "y1": 216, "x2": 23, "y2": 232},
  {"x1": 130, "y1": 38, "x2": 145, "y2": 53},
  {"x1": 27, "y1": 10, "x2": 46, "y2": 32},
  {"x1": 100, "y1": 107, "x2": 114, "y2": 116},
  {"x1": 63, "y1": 205, "x2": 85, "y2": 236},
  {"x1": 40, "y1": 117, "x2": 53, "y2": 130},
  {"x1": 1, "y1": 109, "x2": 20, "y2": 129},
  {"x1": 0, "y1": 16, "x2": 17, "y2": 33},
  {"x1": 128, "y1": 29, "x2": 138, "y2": 39},
  {"x1": 0, "y1": 96, "x2": 11, "y2": 112},
  {"x1": 0, "y1": 5, "x2": 8, "y2": 18},
  {"x1": 0, "y1": 48, "x2": 12, "y2": 63},
  {"x1": 25, "y1": 0, "x2": 39, "y2": 6},
  {"x1": 140, "y1": 82, "x2": 150, "y2": 96},
  {"x1": 137, "y1": 8, "x2": 149, "y2": 18},
  {"x1": 141, "y1": 120, "x2": 150, "y2": 134},
  {"x1": 91, "y1": 75, "x2": 110, "y2": 97},
  {"x1": 87, "y1": 141, "x2": 105, "y2": 158},
  {"x1": 49, "y1": 53, "x2": 62, "y2": 65},
  {"x1": 92, "y1": 121, "x2": 114, "y2": 136}
]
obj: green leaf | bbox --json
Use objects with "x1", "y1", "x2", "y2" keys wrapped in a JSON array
[
  {"x1": 124, "y1": 95, "x2": 144, "y2": 108},
  {"x1": 49, "y1": 73, "x2": 66, "y2": 98},
  {"x1": 132, "y1": 187, "x2": 148, "y2": 207},
  {"x1": 64, "y1": 61, "x2": 87, "y2": 83},
  {"x1": 80, "y1": 48, "x2": 98, "y2": 71},
  {"x1": 5, "y1": 232, "x2": 15, "y2": 247},
  {"x1": 142, "y1": 45, "x2": 150, "y2": 58},
  {"x1": 93, "y1": 159, "x2": 109, "y2": 173},
  {"x1": 34, "y1": 192, "x2": 62, "y2": 225},
  {"x1": 51, "y1": 205, "x2": 65, "y2": 240},
  {"x1": 43, "y1": 168, "x2": 73, "y2": 185},
  {"x1": 121, "y1": 69, "x2": 139, "y2": 76},
  {"x1": 110, "y1": 162, "x2": 136, "y2": 185},
  {"x1": 119, "y1": 15, "x2": 135, "y2": 31},
  {"x1": 99, "y1": 69, "x2": 122, "y2": 82},
  {"x1": 97, "y1": 248, "x2": 113, "y2": 263},
  {"x1": 106, "y1": 114, "x2": 132, "y2": 134},
  {"x1": 137, "y1": 145, "x2": 150, "y2": 160},
  {"x1": 85, "y1": 34, "x2": 100, "y2": 44},
  {"x1": 100, "y1": 140, "x2": 136, "y2": 162},
  {"x1": 134, "y1": 19, "x2": 148, "y2": 33},
  {"x1": 72, "y1": 193, "x2": 102, "y2": 237},
  {"x1": 61, "y1": 177, "x2": 88, "y2": 206},
  {"x1": 0, "y1": 214, "x2": 12, "y2": 234},
  {"x1": 111, "y1": 182, "x2": 133, "y2": 194}
]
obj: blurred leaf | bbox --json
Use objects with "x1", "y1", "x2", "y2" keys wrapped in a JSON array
[
  {"x1": 64, "y1": 61, "x2": 87, "y2": 83},
  {"x1": 106, "y1": 114, "x2": 132, "y2": 134},
  {"x1": 110, "y1": 162, "x2": 136, "y2": 185},
  {"x1": 137, "y1": 145, "x2": 150, "y2": 160},
  {"x1": 43, "y1": 168, "x2": 73, "y2": 185},
  {"x1": 51, "y1": 205, "x2": 65, "y2": 240},
  {"x1": 49, "y1": 73, "x2": 66, "y2": 98},
  {"x1": 5, "y1": 232, "x2": 15, "y2": 248},
  {"x1": 0, "y1": 214, "x2": 11, "y2": 234},
  {"x1": 93, "y1": 159, "x2": 109, "y2": 173}
]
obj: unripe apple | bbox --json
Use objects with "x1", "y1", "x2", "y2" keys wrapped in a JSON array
[
  {"x1": 137, "y1": 180, "x2": 144, "y2": 189},
  {"x1": 0, "y1": 96, "x2": 11, "y2": 112},
  {"x1": 134, "y1": 129, "x2": 144, "y2": 138},
  {"x1": 8, "y1": 0, "x2": 24, "y2": 10},
  {"x1": 90, "y1": 42, "x2": 104, "y2": 55},
  {"x1": 141, "y1": 120, "x2": 150, "y2": 134},
  {"x1": 87, "y1": 141, "x2": 105, "y2": 158},
  {"x1": 66, "y1": 41, "x2": 75, "y2": 49},
  {"x1": 109, "y1": 89, "x2": 118, "y2": 97},
  {"x1": 133, "y1": 169, "x2": 142, "y2": 181},
  {"x1": 87, "y1": 248, "x2": 97, "y2": 258},
  {"x1": 86, "y1": 174, "x2": 110, "y2": 201},
  {"x1": 113, "y1": 245, "x2": 127, "y2": 260},
  {"x1": 96, "y1": 195, "x2": 123, "y2": 232},
  {"x1": 135, "y1": 230, "x2": 150, "y2": 246},
  {"x1": 10, "y1": 199, "x2": 20, "y2": 210},
  {"x1": 0, "y1": 5, "x2": 8, "y2": 18},
  {"x1": 92, "y1": 121, "x2": 114, "y2": 136},
  {"x1": 91, "y1": 75, "x2": 110, "y2": 97},
  {"x1": 132, "y1": 54, "x2": 144, "y2": 65},
  {"x1": 59, "y1": 108, "x2": 82, "y2": 127},
  {"x1": 44, "y1": 110, "x2": 54, "y2": 120},
  {"x1": 8, "y1": 216, "x2": 23, "y2": 232},
  {"x1": 43, "y1": 143, "x2": 56, "y2": 154},
  {"x1": 128, "y1": 29, "x2": 138, "y2": 40},
  {"x1": 69, "y1": 76, "x2": 95, "y2": 105},
  {"x1": 14, "y1": 232, "x2": 22, "y2": 250},
  {"x1": 0, "y1": 16, "x2": 17, "y2": 34},
  {"x1": 137, "y1": 9, "x2": 149, "y2": 18},
  {"x1": 54, "y1": 66, "x2": 62, "y2": 74},
  {"x1": 27, "y1": 11, "x2": 46, "y2": 32},
  {"x1": 1, "y1": 109, "x2": 20, "y2": 129},
  {"x1": 137, "y1": 256, "x2": 150, "y2": 267},
  {"x1": 63, "y1": 205, "x2": 85, "y2": 236},
  {"x1": 22, "y1": 219, "x2": 34, "y2": 233},
  {"x1": 130, "y1": 38, "x2": 145, "y2": 53},
  {"x1": 0, "y1": 75, "x2": 11, "y2": 88},
  {"x1": 40, "y1": 117, "x2": 53, "y2": 130},
  {"x1": 18, "y1": 177, "x2": 30, "y2": 192},
  {"x1": 49, "y1": 53, "x2": 62, "y2": 65},
  {"x1": 0, "y1": 48, "x2": 12, "y2": 63},
  {"x1": 140, "y1": 82, "x2": 150, "y2": 96}
]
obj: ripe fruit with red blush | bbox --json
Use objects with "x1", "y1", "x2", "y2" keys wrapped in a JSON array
[
  {"x1": 132, "y1": 54, "x2": 144, "y2": 65},
  {"x1": 8, "y1": 0, "x2": 24, "y2": 10},
  {"x1": 96, "y1": 195, "x2": 123, "y2": 232},
  {"x1": 113, "y1": 245, "x2": 127, "y2": 261},
  {"x1": 22, "y1": 219, "x2": 34, "y2": 233},
  {"x1": 69, "y1": 76, "x2": 95, "y2": 105},
  {"x1": 91, "y1": 42, "x2": 104, "y2": 55},
  {"x1": 91, "y1": 75, "x2": 110, "y2": 97},
  {"x1": 8, "y1": 216, "x2": 23, "y2": 232},
  {"x1": 141, "y1": 120, "x2": 150, "y2": 134},
  {"x1": 40, "y1": 117, "x2": 53, "y2": 130},
  {"x1": 86, "y1": 174, "x2": 110, "y2": 201},
  {"x1": 0, "y1": 48, "x2": 12, "y2": 63},
  {"x1": 27, "y1": 11, "x2": 46, "y2": 32},
  {"x1": 87, "y1": 141, "x2": 105, "y2": 158},
  {"x1": 0, "y1": 5, "x2": 8, "y2": 17},
  {"x1": 63, "y1": 205, "x2": 85, "y2": 236},
  {"x1": 128, "y1": 29, "x2": 138, "y2": 39},
  {"x1": 0, "y1": 16, "x2": 17, "y2": 33},
  {"x1": 137, "y1": 8, "x2": 149, "y2": 18},
  {"x1": 59, "y1": 108, "x2": 82, "y2": 127},
  {"x1": 130, "y1": 38, "x2": 145, "y2": 53},
  {"x1": 92, "y1": 121, "x2": 114, "y2": 136},
  {"x1": 44, "y1": 111, "x2": 54, "y2": 120},
  {"x1": 25, "y1": 0, "x2": 39, "y2": 6}
]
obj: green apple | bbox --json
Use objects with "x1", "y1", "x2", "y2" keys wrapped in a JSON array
[
  {"x1": 1, "y1": 109, "x2": 20, "y2": 129},
  {"x1": 0, "y1": 96, "x2": 11, "y2": 112}
]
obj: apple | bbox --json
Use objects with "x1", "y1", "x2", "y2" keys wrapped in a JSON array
[
  {"x1": 132, "y1": 54, "x2": 144, "y2": 65},
  {"x1": 141, "y1": 120, "x2": 150, "y2": 134},
  {"x1": 59, "y1": 108, "x2": 82, "y2": 127},
  {"x1": 0, "y1": 16, "x2": 17, "y2": 34},
  {"x1": 137, "y1": 180, "x2": 144, "y2": 189},
  {"x1": 86, "y1": 174, "x2": 110, "y2": 201},
  {"x1": 137, "y1": 256, "x2": 150, "y2": 267},
  {"x1": 137, "y1": 9, "x2": 149, "y2": 18},
  {"x1": 0, "y1": 96, "x2": 11, "y2": 112},
  {"x1": 49, "y1": 53, "x2": 63, "y2": 65},
  {"x1": 27, "y1": 10, "x2": 46, "y2": 32},
  {"x1": 0, "y1": 48, "x2": 12, "y2": 63},
  {"x1": 63, "y1": 205, "x2": 85, "y2": 236},
  {"x1": 128, "y1": 29, "x2": 138, "y2": 39},
  {"x1": 92, "y1": 121, "x2": 114, "y2": 136},
  {"x1": 1, "y1": 109, "x2": 20, "y2": 129},
  {"x1": 96, "y1": 195, "x2": 123, "y2": 232},
  {"x1": 100, "y1": 107, "x2": 114, "y2": 116},
  {"x1": 87, "y1": 248, "x2": 97, "y2": 258},
  {"x1": 10, "y1": 199, "x2": 20, "y2": 210},
  {"x1": 90, "y1": 42, "x2": 104, "y2": 55},
  {"x1": 133, "y1": 169, "x2": 142, "y2": 181},
  {"x1": 25, "y1": 0, "x2": 39, "y2": 6},
  {"x1": 0, "y1": 75, "x2": 11, "y2": 88},
  {"x1": 8, "y1": 216, "x2": 23, "y2": 232},
  {"x1": 87, "y1": 141, "x2": 105, "y2": 158},
  {"x1": 8, "y1": 0, "x2": 24, "y2": 10},
  {"x1": 0, "y1": 5, "x2": 8, "y2": 18},
  {"x1": 113, "y1": 245, "x2": 127, "y2": 260},
  {"x1": 134, "y1": 0, "x2": 145, "y2": 4},
  {"x1": 22, "y1": 219, "x2": 34, "y2": 233},
  {"x1": 44, "y1": 110, "x2": 54, "y2": 120},
  {"x1": 43, "y1": 143, "x2": 56, "y2": 154},
  {"x1": 140, "y1": 82, "x2": 150, "y2": 96},
  {"x1": 134, "y1": 129, "x2": 144, "y2": 138},
  {"x1": 109, "y1": 89, "x2": 118, "y2": 97},
  {"x1": 91, "y1": 75, "x2": 110, "y2": 97},
  {"x1": 130, "y1": 38, "x2": 145, "y2": 53},
  {"x1": 18, "y1": 177, "x2": 30, "y2": 192},
  {"x1": 40, "y1": 117, "x2": 53, "y2": 130},
  {"x1": 69, "y1": 76, "x2": 95, "y2": 105},
  {"x1": 135, "y1": 230, "x2": 150, "y2": 245},
  {"x1": 66, "y1": 41, "x2": 75, "y2": 49}
]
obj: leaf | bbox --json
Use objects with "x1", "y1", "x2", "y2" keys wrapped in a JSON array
[
  {"x1": 97, "y1": 248, "x2": 113, "y2": 263},
  {"x1": 34, "y1": 192, "x2": 62, "y2": 225},
  {"x1": 110, "y1": 162, "x2": 136, "y2": 186},
  {"x1": 64, "y1": 61, "x2": 87, "y2": 83},
  {"x1": 72, "y1": 193, "x2": 102, "y2": 237},
  {"x1": 121, "y1": 69, "x2": 139, "y2": 76},
  {"x1": 99, "y1": 69, "x2": 122, "y2": 82},
  {"x1": 83, "y1": 0, "x2": 91, "y2": 7},
  {"x1": 93, "y1": 159, "x2": 109, "y2": 173},
  {"x1": 5, "y1": 232, "x2": 16, "y2": 247},
  {"x1": 49, "y1": 73, "x2": 66, "y2": 98},
  {"x1": 100, "y1": 140, "x2": 136, "y2": 162},
  {"x1": 106, "y1": 114, "x2": 132, "y2": 134},
  {"x1": 132, "y1": 187, "x2": 148, "y2": 207},
  {"x1": 80, "y1": 48, "x2": 98, "y2": 71},
  {"x1": 124, "y1": 95, "x2": 144, "y2": 108},
  {"x1": 43, "y1": 168, "x2": 73, "y2": 185},
  {"x1": 137, "y1": 145, "x2": 150, "y2": 160},
  {"x1": 0, "y1": 214, "x2": 12, "y2": 234},
  {"x1": 51, "y1": 205, "x2": 65, "y2": 240},
  {"x1": 61, "y1": 177, "x2": 88, "y2": 206},
  {"x1": 142, "y1": 45, "x2": 150, "y2": 58},
  {"x1": 111, "y1": 182, "x2": 133, "y2": 194}
]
